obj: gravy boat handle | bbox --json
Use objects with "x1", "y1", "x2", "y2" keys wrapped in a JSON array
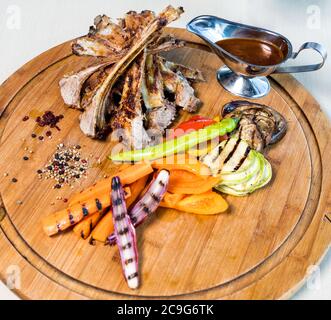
[{"x1": 274, "y1": 42, "x2": 327, "y2": 74}]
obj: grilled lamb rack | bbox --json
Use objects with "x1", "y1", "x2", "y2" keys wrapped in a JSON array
[
  {"x1": 59, "y1": 6, "x2": 204, "y2": 148},
  {"x1": 79, "y1": 6, "x2": 184, "y2": 139}
]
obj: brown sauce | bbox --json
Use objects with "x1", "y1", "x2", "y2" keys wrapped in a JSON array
[{"x1": 216, "y1": 38, "x2": 284, "y2": 66}]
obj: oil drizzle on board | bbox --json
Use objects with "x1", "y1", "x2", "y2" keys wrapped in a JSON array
[{"x1": 216, "y1": 38, "x2": 284, "y2": 66}]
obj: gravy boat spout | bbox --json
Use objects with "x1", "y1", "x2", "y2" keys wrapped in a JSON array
[{"x1": 187, "y1": 15, "x2": 327, "y2": 99}]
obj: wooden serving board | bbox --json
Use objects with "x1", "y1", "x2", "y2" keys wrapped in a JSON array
[{"x1": 0, "y1": 28, "x2": 330, "y2": 300}]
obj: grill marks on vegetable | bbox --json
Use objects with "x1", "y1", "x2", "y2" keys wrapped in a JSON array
[
  {"x1": 111, "y1": 176, "x2": 139, "y2": 289},
  {"x1": 95, "y1": 199, "x2": 102, "y2": 211},
  {"x1": 115, "y1": 212, "x2": 126, "y2": 221},
  {"x1": 234, "y1": 146, "x2": 251, "y2": 171},
  {"x1": 68, "y1": 212, "x2": 75, "y2": 225},
  {"x1": 129, "y1": 170, "x2": 170, "y2": 227},
  {"x1": 82, "y1": 206, "x2": 89, "y2": 217},
  {"x1": 222, "y1": 100, "x2": 287, "y2": 152},
  {"x1": 224, "y1": 138, "x2": 241, "y2": 165},
  {"x1": 107, "y1": 170, "x2": 170, "y2": 247},
  {"x1": 201, "y1": 137, "x2": 253, "y2": 176},
  {"x1": 213, "y1": 140, "x2": 227, "y2": 162}
]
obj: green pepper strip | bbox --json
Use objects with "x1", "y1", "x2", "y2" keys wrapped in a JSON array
[{"x1": 109, "y1": 118, "x2": 239, "y2": 162}]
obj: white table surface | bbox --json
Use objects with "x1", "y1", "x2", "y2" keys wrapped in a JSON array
[{"x1": 0, "y1": 0, "x2": 330, "y2": 300}]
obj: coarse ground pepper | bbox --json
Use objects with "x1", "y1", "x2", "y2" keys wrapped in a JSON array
[{"x1": 38, "y1": 144, "x2": 89, "y2": 189}]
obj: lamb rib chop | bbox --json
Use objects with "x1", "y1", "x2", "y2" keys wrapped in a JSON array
[
  {"x1": 141, "y1": 54, "x2": 177, "y2": 140},
  {"x1": 73, "y1": 14, "x2": 128, "y2": 58},
  {"x1": 79, "y1": 6, "x2": 184, "y2": 139},
  {"x1": 160, "y1": 57, "x2": 205, "y2": 82},
  {"x1": 72, "y1": 10, "x2": 156, "y2": 58},
  {"x1": 60, "y1": 36, "x2": 184, "y2": 110},
  {"x1": 147, "y1": 35, "x2": 185, "y2": 54},
  {"x1": 119, "y1": 10, "x2": 156, "y2": 37},
  {"x1": 59, "y1": 61, "x2": 115, "y2": 110},
  {"x1": 111, "y1": 52, "x2": 150, "y2": 149},
  {"x1": 141, "y1": 54, "x2": 164, "y2": 109},
  {"x1": 146, "y1": 102, "x2": 177, "y2": 145},
  {"x1": 159, "y1": 57, "x2": 202, "y2": 112}
]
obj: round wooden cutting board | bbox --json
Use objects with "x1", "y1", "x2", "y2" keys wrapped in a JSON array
[{"x1": 0, "y1": 28, "x2": 330, "y2": 300}]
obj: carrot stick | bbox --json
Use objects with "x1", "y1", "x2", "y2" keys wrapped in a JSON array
[
  {"x1": 42, "y1": 187, "x2": 131, "y2": 237},
  {"x1": 73, "y1": 209, "x2": 107, "y2": 239},
  {"x1": 126, "y1": 175, "x2": 149, "y2": 208},
  {"x1": 69, "y1": 162, "x2": 152, "y2": 205},
  {"x1": 89, "y1": 211, "x2": 114, "y2": 244}
]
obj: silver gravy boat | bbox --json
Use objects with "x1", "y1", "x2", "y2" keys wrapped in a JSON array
[{"x1": 187, "y1": 16, "x2": 327, "y2": 99}]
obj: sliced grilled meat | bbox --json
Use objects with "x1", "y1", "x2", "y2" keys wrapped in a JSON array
[
  {"x1": 73, "y1": 11, "x2": 156, "y2": 58},
  {"x1": 73, "y1": 14, "x2": 128, "y2": 57},
  {"x1": 160, "y1": 57, "x2": 205, "y2": 82},
  {"x1": 147, "y1": 35, "x2": 185, "y2": 54},
  {"x1": 159, "y1": 58, "x2": 202, "y2": 112},
  {"x1": 110, "y1": 52, "x2": 150, "y2": 149},
  {"x1": 222, "y1": 100, "x2": 287, "y2": 151},
  {"x1": 72, "y1": 36, "x2": 125, "y2": 58},
  {"x1": 119, "y1": 10, "x2": 155, "y2": 37},
  {"x1": 59, "y1": 62, "x2": 112, "y2": 110},
  {"x1": 79, "y1": 6, "x2": 184, "y2": 139},
  {"x1": 146, "y1": 101, "x2": 177, "y2": 144},
  {"x1": 175, "y1": 72, "x2": 202, "y2": 112},
  {"x1": 90, "y1": 14, "x2": 128, "y2": 47},
  {"x1": 141, "y1": 54, "x2": 164, "y2": 109}
]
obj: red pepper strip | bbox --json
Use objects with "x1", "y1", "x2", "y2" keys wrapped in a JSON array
[{"x1": 170, "y1": 116, "x2": 216, "y2": 139}]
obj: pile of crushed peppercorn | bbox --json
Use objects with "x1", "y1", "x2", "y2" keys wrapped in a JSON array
[{"x1": 37, "y1": 144, "x2": 89, "y2": 189}]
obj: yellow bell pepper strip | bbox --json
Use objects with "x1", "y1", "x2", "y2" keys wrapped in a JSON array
[
  {"x1": 109, "y1": 118, "x2": 239, "y2": 162},
  {"x1": 160, "y1": 191, "x2": 229, "y2": 215}
]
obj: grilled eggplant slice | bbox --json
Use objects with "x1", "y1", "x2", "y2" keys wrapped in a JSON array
[{"x1": 222, "y1": 100, "x2": 287, "y2": 151}]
